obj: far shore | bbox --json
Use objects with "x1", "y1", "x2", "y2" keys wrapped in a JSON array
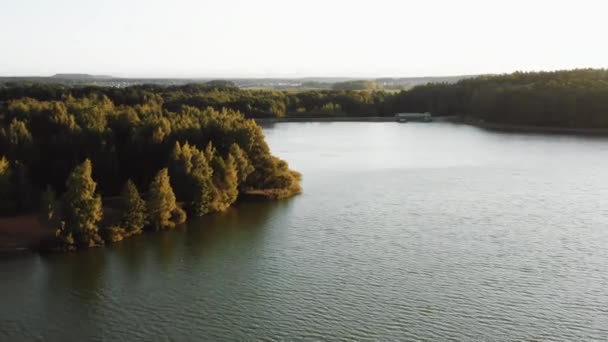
[
  {"x1": 255, "y1": 115, "x2": 608, "y2": 135},
  {"x1": 254, "y1": 116, "x2": 397, "y2": 123},
  {"x1": 471, "y1": 121, "x2": 608, "y2": 135}
]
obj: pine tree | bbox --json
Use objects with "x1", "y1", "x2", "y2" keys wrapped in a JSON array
[
  {"x1": 147, "y1": 168, "x2": 182, "y2": 230},
  {"x1": 191, "y1": 177, "x2": 214, "y2": 217},
  {"x1": 120, "y1": 179, "x2": 147, "y2": 235},
  {"x1": 229, "y1": 143, "x2": 254, "y2": 185},
  {"x1": 209, "y1": 154, "x2": 239, "y2": 212},
  {"x1": 222, "y1": 154, "x2": 239, "y2": 206},
  {"x1": 189, "y1": 149, "x2": 215, "y2": 217},
  {"x1": 204, "y1": 141, "x2": 216, "y2": 163},
  {"x1": 6, "y1": 118, "x2": 34, "y2": 161},
  {"x1": 169, "y1": 141, "x2": 197, "y2": 202},
  {"x1": 169, "y1": 141, "x2": 217, "y2": 217},
  {"x1": 62, "y1": 159, "x2": 103, "y2": 248}
]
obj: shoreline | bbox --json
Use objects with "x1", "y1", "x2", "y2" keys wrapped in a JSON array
[
  {"x1": 0, "y1": 189, "x2": 300, "y2": 255},
  {"x1": 254, "y1": 116, "x2": 397, "y2": 123},
  {"x1": 256, "y1": 115, "x2": 608, "y2": 135},
  {"x1": 442, "y1": 116, "x2": 608, "y2": 135},
  {"x1": 470, "y1": 121, "x2": 608, "y2": 135}
]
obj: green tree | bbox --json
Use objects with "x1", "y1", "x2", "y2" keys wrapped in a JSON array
[
  {"x1": 6, "y1": 118, "x2": 34, "y2": 160},
  {"x1": 210, "y1": 154, "x2": 239, "y2": 212},
  {"x1": 169, "y1": 141, "x2": 217, "y2": 217},
  {"x1": 229, "y1": 143, "x2": 254, "y2": 185},
  {"x1": 169, "y1": 141, "x2": 195, "y2": 201},
  {"x1": 147, "y1": 168, "x2": 184, "y2": 230},
  {"x1": 120, "y1": 179, "x2": 147, "y2": 235},
  {"x1": 222, "y1": 154, "x2": 239, "y2": 206},
  {"x1": 189, "y1": 151, "x2": 215, "y2": 217},
  {"x1": 61, "y1": 159, "x2": 103, "y2": 248}
]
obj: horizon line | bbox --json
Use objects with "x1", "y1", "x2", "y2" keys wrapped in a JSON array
[{"x1": 0, "y1": 67, "x2": 605, "y2": 80}]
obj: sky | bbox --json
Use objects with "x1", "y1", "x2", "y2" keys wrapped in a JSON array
[{"x1": 1, "y1": 0, "x2": 607, "y2": 78}]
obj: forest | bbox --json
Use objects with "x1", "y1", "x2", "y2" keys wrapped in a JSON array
[
  {"x1": 0, "y1": 92, "x2": 301, "y2": 250},
  {"x1": 389, "y1": 68, "x2": 608, "y2": 127},
  {"x1": 2, "y1": 69, "x2": 608, "y2": 127}
]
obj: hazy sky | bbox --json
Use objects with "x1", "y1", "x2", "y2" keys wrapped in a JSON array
[{"x1": 1, "y1": 0, "x2": 607, "y2": 77}]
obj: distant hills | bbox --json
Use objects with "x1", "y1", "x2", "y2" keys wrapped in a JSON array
[
  {"x1": 0, "y1": 74, "x2": 475, "y2": 90},
  {"x1": 51, "y1": 73, "x2": 114, "y2": 80}
]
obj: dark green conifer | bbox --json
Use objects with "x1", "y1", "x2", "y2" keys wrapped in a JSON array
[
  {"x1": 120, "y1": 179, "x2": 147, "y2": 235},
  {"x1": 148, "y1": 168, "x2": 183, "y2": 230},
  {"x1": 62, "y1": 159, "x2": 103, "y2": 248}
]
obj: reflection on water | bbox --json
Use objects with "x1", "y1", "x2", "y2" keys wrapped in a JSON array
[{"x1": 1, "y1": 122, "x2": 608, "y2": 340}]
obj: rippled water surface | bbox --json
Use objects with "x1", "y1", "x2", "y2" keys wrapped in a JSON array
[{"x1": 2, "y1": 122, "x2": 608, "y2": 341}]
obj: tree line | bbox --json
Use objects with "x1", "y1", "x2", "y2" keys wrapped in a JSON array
[
  {"x1": 389, "y1": 68, "x2": 608, "y2": 127},
  {"x1": 0, "y1": 81, "x2": 392, "y2": 118},
  {"x1": 3, "y1": 69, "x2": 608, "y2": 127}
]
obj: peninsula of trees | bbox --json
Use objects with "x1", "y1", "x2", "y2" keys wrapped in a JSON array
[{"x1": 0, "y1": 93, "x2": 301, "y2": 250}]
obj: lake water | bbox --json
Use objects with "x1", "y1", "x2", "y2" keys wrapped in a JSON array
[{"x1": 2, "y1": 122, "x2": 608, "y2": 341}]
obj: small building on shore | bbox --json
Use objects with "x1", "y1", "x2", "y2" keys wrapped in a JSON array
[{"x1": 395, "y1": 112, "x2": 432, "y2": 123}]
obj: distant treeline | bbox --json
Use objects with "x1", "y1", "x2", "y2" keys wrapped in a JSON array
[
  {"x1": 0, "y1": 81, "x2": 392, "y2": 118},
  {"x1": 0, "y1": 75, "x2": 468, "y2": 90},
  {"x1": 2, "y1": 69, "x2": 608, "y2": 127},
  {"x1": 391, "y1": 68, "x2": 608, "y2": 127}
]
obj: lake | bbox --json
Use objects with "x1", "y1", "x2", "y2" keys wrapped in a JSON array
[{"x1": 1, "y1": 122, "x2": 608, "y2": 341}]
